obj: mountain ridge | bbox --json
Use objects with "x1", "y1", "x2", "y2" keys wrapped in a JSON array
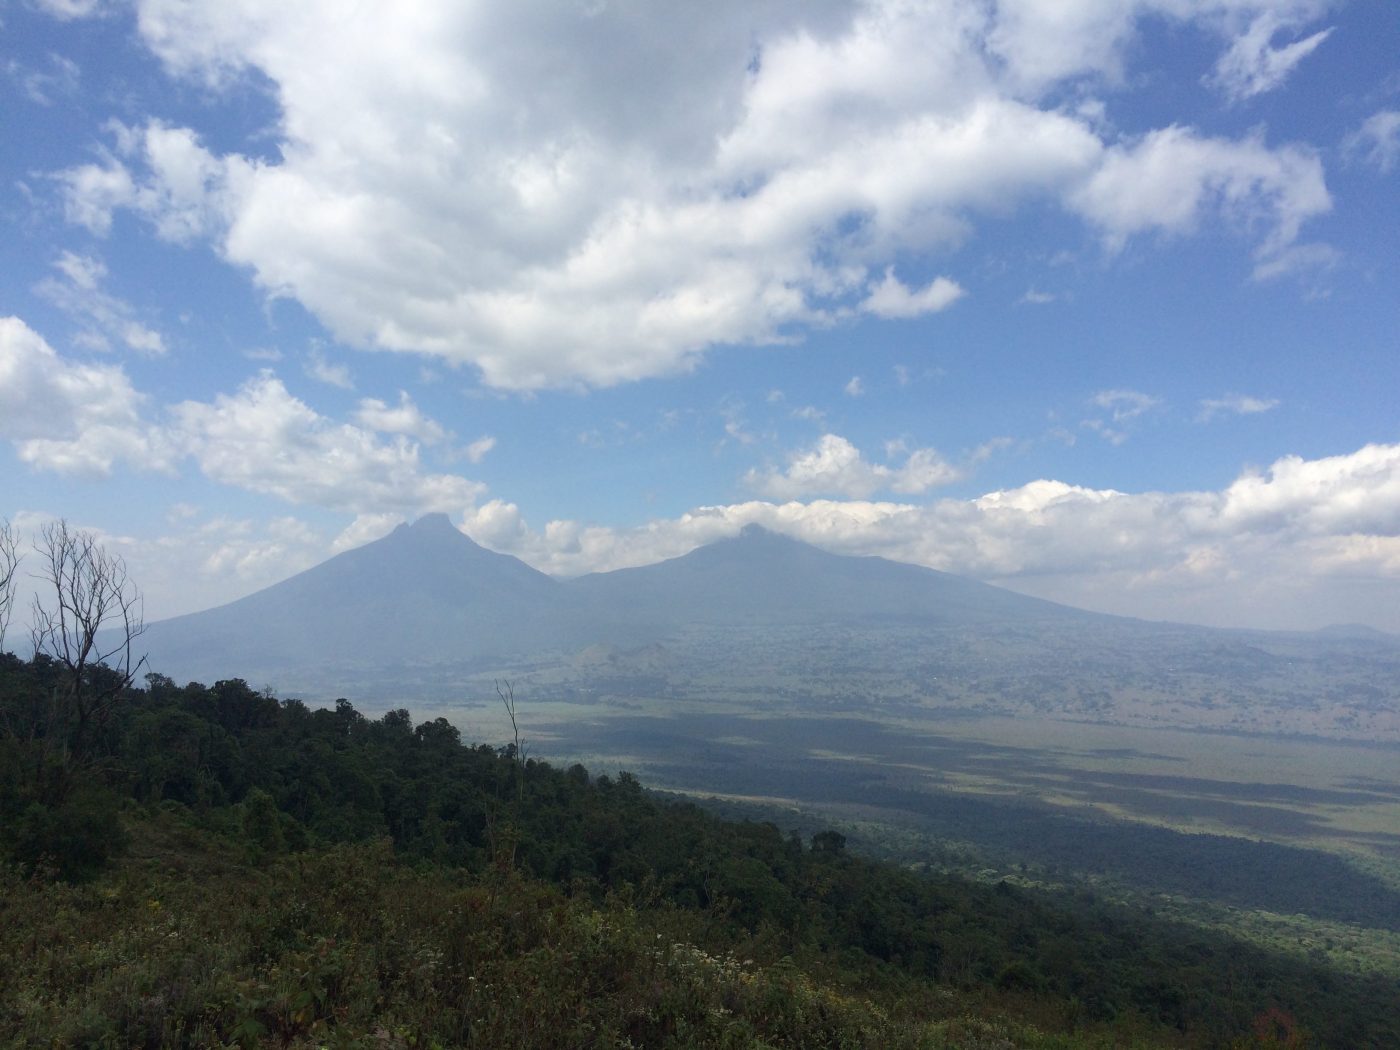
[
  {"x1": 140, "y1": 516, "x2": 1095, "y2": 686},
  {"x1": 136, "y1": 516, "x2": 1400, "y2": 731}
]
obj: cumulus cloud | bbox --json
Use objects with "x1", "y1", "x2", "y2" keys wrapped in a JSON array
[
  {"x1": 131, "y1": 514, "x2": 338, "y2": 621},
  {"x1": 462, "y1": 436, "x2": 496, "y2": 464},
  {"x1": 56, "y1": 159, "x2": 136, "y2": 236},
  {"x1": 860, "y1": 269, "x2": 965, "y2": 319},
  {"x1": 468, "y1": 441, "x2": 1400, "y2": 631},
  {"x1": 171, "y1": 373, "x2": 485, "y2": 514},
  {"x1": 1070, "y1": 126, "x2": 1330, "y2": 268},
  {"x1": 0, "y1": 315, "x2": 171, "y2": 475},
  {"x1": 57, "y1": 120, "x2": 238, "y2": 244},
  {"x1": 2, "y1": 316, "x2": 489, "y2": 517},
  {"x1": 84, "y1": 438, "x2": 1400, "y2": 628},
  {"x1": 330, "y1": 513, "x2": 403, "y2": 554},
  {"x1": 304, "y1": 347, "x2": 353, "y2": 389},
  {"x1": 744, "y1": 433, "x2": 959, "y2": 499},
  {"x1": 34, "y1": 251, "x2": 168, "y2": 356},
  {"x1": 843, "y1": 376, "x2": 864, "y2": 398},
  {"x1": 1197, "y1": 394, "x2": 1279, "y2": 421},
  {"x1": 47, "y1": 0, "x2": 1335, "y2": 390},
  {"x1": 1208, "y1": 12, "x2": 1332, "y2": 102},
  {"x1": 1217, "y1": 444, "x2": 1400, "y2": 536},
  {"x1": 1346, "y1": 110, "x2": 1400, "y2": 174},
  {"x1": 354, "y1": 392, "x2": 447, "y2": 444}
]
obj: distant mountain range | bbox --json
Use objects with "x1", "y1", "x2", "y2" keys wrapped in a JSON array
[
  {"x1": 142, "y1": 513, "x2": 1093, "y2": 686},
  {"x1": 138, "y1": 515, "x2": 1400, "y2": 741}
]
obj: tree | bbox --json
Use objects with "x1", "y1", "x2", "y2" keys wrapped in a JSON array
[
  {"x1": 0, "y1": 518, "x2": 18, "y2": 653},
  {"x1": 28, "y1": 520, "x2": 146, "y2": 763}
]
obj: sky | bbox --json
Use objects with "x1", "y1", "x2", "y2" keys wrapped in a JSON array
[{"x1": 2, "y1": 0, "x2": 1398, "y2": 636}]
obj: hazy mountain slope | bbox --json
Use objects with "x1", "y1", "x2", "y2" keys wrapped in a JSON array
[
  {"x1": 137, "y1": 517, "x2": 1400, "y2": 734},
  {"x1": 143, "y1": 514, "x2": 569, "y2": 683},
  {"x1": 566, "y1": 523, "x2": 1096, "y2": 631},
  {"x1": 145, "y1": 518, "x2": 1106, "y2": 686}
]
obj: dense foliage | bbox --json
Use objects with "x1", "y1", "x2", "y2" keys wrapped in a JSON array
[{"x1": 2, "y1": 653, "x2": 1396, "y2": 1047}]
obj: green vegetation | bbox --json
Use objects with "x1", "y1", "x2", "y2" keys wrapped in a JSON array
[{"x1": 3, "y1": 653, "x2": 1397, "y2": 1047}]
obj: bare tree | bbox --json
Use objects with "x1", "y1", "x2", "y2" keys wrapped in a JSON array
[
  {"x1": 29, "y1": 519, "x2": 147, "y2": 758},
  {"x1": 0, "y1": 518, "x2": 18, "y2": 653},
  {"x1": 486, "y1": 678, "x2": 528, "y2": 875}
]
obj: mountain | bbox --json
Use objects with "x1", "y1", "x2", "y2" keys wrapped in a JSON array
[
  {"x1": 568, "y1": 523, "x2": 1094, "y2": 629},
  {"x1": 137, "y1": 516, "x2": 1400, "y2": 739},
  {"x1": 142, "y1": 517, "x2": 1095, "y2": 688},
  {"x1": 141, "y1": 514, "x2": 569, "y2": 685}
]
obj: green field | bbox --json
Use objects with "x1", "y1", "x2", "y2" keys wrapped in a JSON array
[{"x1": 407, "y1": 692, "x2": 1400, "y2": 985}]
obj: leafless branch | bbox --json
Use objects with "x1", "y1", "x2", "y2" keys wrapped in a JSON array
[
  {"x1": 29, "y1": 519, "x2": 147, "y2": 751},
  {"x1": 0, "y1": 519, "x2": 18, "y2": 653},
  {"x1": 487, "y1": 678, "x2": 527, "y2": 876}
]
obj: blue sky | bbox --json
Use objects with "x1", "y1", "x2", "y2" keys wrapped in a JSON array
[{"x1": 2, "y1": 0, "x2": 1398, "y2": 633}]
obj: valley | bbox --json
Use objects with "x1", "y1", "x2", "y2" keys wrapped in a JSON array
[{"x1": 132, "y1": 514, "x2": 1400, "y2": 1006}]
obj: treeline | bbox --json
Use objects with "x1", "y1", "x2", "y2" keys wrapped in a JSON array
[{"x1": 2, "y1": 654, "x2": 1398, "y2": 1046}]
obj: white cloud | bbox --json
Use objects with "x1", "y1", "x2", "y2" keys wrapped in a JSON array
[
  {"x1": 1019, "y1": 288, "x2": 1055, "y2": 305},
  {"x1": 1198, "y1": 394, "x2": 1279, "y2": 421},
  {"x1": 304, "y1": 347, "x2": 353, "y2": 389},
  {"x1": 462, "y1": 436, "x2": 496, "y2": 464},
  {"x1": 171, "y1": 372, "x2": 485, "y2": 515},
  {"x1": 1080, "y1": 389, "x2": 1163, "y2": 445},
  {"x1": 2, "y1": 317, "x2": 491, "y2": 528},
  {"x1": 32, "y1": 0, "x2": 111, "y2": 19},
  {"x1": 1090, "y1": 389, "x2": 1160, "y2": 422},
  {"x1": 843, "y1": 375, "x2": 864, "y2": 398},
  {"x1": 1209, "y1": 13, "x2": 1332, "y2": 102},
  {"x1": 196, "y1": 515, "x2": 321, "y2": 579},
  {"x1": 968, "y1": 436, "x2": 1015, "y2": 464},
  {"x1": 0, "y1": 315, "x2": 171, "y2": 475},
  {"x1": 354, "y1": 391, "x2": 447, "y2": 445},
  {"x1": 1250, "y1": 241, "x2": 1338, "y2": 284},
  {"x1": 6, "y1": 52, "x2": 81, "y2": 105},
  {"x1": 1346, "y1": 110, "x2": 1400, "y2": 174},
  {"x1": 56, "y1": 159, "x2": 136, "y2": 236},
  {"x1": 57, "y1": 120, "x2": 237, "y2": 244},
  {"x1": 1217, "y1": 444, "x2": 1400, "y2": 536},
  {"x1": 137, "y1": 515, "x2": 335, "y2": 621},
  {"x1": 719, "y1": 398, "x2": 755, "y2": 445},
  {"x1": 461, "y1": 499, "x2": 531, "y2": 552},
  {"x1": 330, "y1": 513, "x2": 403, "y2": 554},
  {"x1": 470, "y1": 441, "x2": 1400, "y2": 631},
  {"x1": 1070, "y1": 126, "x2": 1329, "y2": 267},
  {"x1": 986, "y1": 1, "x2": 1333, "y2": 98},
  {"x1": 744, "y1": 433, "x2": 959, "y2": 499},
  {"x1": 860, "y1": 269, "x2": 965, "y2": 319},
  {"x1": 47, "y1": 0, "x2": 1333, "y2": 390},
  {"x1": 34, "y1": 251, "x2": 168, "y2": 356}
]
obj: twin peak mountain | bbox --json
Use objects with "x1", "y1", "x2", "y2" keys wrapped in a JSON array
[{"x1": 143, "y1": 513, "x2": 1088, "y2": 690}]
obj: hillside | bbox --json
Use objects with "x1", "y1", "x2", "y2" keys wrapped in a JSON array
[{"x1": 2, "y1": 654, "x2": 1397, "y2": 1048}]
